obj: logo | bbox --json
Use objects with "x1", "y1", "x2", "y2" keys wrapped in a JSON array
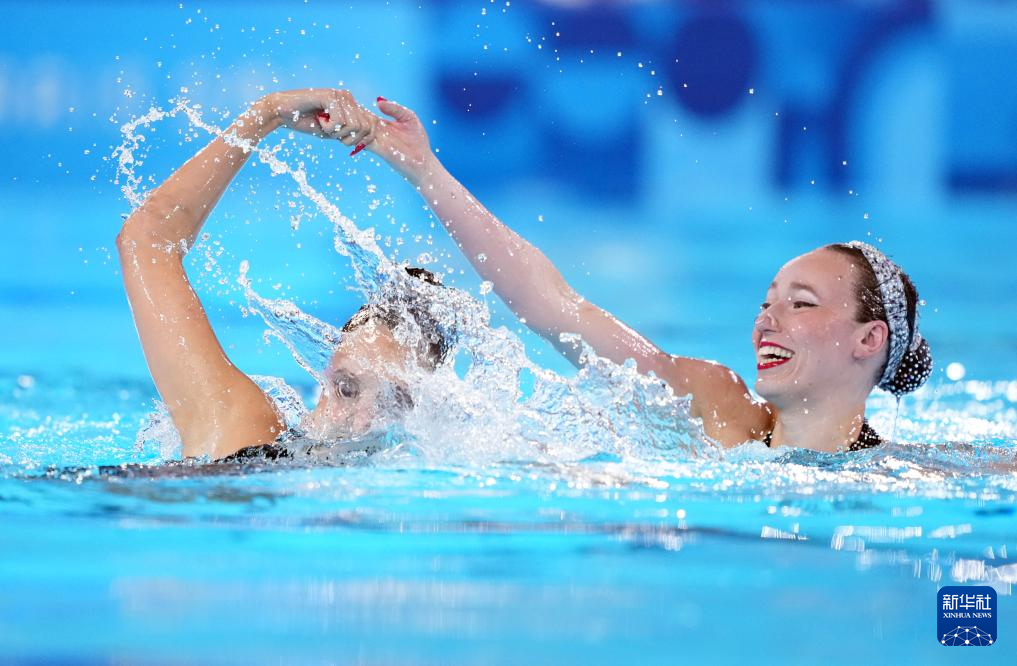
[{"x1": 938, "y1": 586, "x2": 997, "y2": 646}]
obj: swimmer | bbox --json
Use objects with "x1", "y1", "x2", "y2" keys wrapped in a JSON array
[
  {"x1": 358, "y1": 94, "x2": 934, "y2": 453},
  {"x1": 116, "y1": 89, "x2": 447, "y2": 461}
]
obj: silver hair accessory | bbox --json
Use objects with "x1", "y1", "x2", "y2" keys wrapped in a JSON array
[{"x1": 846, "y1": 241, "x2": 922, "y2": 390}]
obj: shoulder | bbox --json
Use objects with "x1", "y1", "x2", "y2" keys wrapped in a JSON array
[
  {"x1": 179, "y1": 375, "x2": 286, "y2": 459},
  {"x1": 661, "y1": 356, "x2": 773, "y2": 447}
]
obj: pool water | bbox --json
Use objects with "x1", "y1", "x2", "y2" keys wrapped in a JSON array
[{"x1": 1, "y1": 365, "x2": 1015, "y2": 663}]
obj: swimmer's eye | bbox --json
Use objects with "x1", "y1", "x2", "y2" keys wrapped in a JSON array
[
  {"x1": 334, "y1": 375, "x2": 361, "y2": 399},
  {"x1": 760, "y1": 300, "x2": 815, "y2": 311}
]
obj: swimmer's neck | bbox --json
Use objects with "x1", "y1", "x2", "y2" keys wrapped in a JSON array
[{"x1": 768, "y1": 395, "x2": 868, "y2": 453}]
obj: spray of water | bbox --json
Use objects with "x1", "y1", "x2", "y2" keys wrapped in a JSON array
[{"x1": 114, "y1": 100, "x2": 710, "y2": 466}]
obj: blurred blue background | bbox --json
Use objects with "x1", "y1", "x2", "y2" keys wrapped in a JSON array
[{"x1": 1, "y1": 0, "x2": 1015, "y2": 385}]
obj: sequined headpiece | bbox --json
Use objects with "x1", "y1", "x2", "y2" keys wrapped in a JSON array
[{"x1": 846, "y1": 241, "x2": 922, "y2": 390}]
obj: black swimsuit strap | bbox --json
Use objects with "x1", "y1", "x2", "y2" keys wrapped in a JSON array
[
  {"x1": 763, "y1": 420, "x2": 883, "y2": 452},
  {"x1": 217, "y1": 428, "x2": 387, "y2": 464},
  {"x1": 850, "y1": 421, "x2": 884, "y2": 451},
  {"x1": 218, "y1": 427, "x2": 302, "y2": 463},
  {"x1": 220, "y1": 442, "x2": 295, "y2": 462}
]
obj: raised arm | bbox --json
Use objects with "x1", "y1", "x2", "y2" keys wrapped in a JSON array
[
  {"x1": 368, "y1": 99, "x2": 663, "y2": 368},
  {"x1": 116, "y1": 89, "x2": 376, "y2": 459},
  {"x1": 367, "y1": 98, "x2": 771, "y2": 443}
]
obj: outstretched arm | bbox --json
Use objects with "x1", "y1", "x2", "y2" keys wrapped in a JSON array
[
  {"x1": 116, "y1": 89, "x2": 376, "y2": 458},
  {"x1": 369, "y1": 99, "x2": 662, "y2": 368},
  {"x1": 367, "y1": 98, "x2": 771, "y2": 442}
]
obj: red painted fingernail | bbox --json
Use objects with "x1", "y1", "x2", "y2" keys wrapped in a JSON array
[
  {"x1": 350, "y1": 143, "x2": 366, "y2": 156},
  {"x1": 317, "y1": 111, "x2": 330, "y2": 122},
  {"x1": 376, "y1": 96, "x2": 387, "y2": 102}
]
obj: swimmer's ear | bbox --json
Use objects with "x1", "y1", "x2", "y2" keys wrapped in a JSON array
[{"x1": 854, "y1": 320, "x2": 889, "y2": 361}]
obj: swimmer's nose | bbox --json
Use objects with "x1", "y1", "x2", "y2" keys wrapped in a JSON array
[
  {"x1": 301, "y1": 397, "x2": 358, "y2": 440},
  {"x1": 754, "y1": 306, "x2": 780, "y2": 333},
  {"x1": 300, "y1": 408, "x2": 325, "y2": 439},
  {"x1": 301, "y1": 399, "x2": 337, "y2": 439}
]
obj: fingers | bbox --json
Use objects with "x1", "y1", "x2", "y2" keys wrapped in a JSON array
[
  {"x1": 349, "y1": 127, "x2": 377, "y2": 156},
  {"x1": 316, "y1": 117, "x2": 358, "y2": 144},
  {"x1": 308, "y1": 90, "x2": 350, "y2": 134},
  {"x1": 376, "y1": 97, "x2": 417, "y2": 124},
  {"x1": 323, "y1": 125, "x2": 364, "y2": 146},
  {"x1": 316, "y1": 111, "x2": 344, "y2": 138},
  {"x1": 294, "y1": 115, "x2": 326, "y2": 137},
  {"x1": 269, "y1": 88, "x2": 383, "y2": 156},
  {"x1": 350, "y1": 126, "x2": 375, "y2": 146},
  {"x1": 358, "y1": 128, "x2": 377, "y2": 149},
  {"x1": 312, "y1": 93, "x2": 376, "y2": 146}
]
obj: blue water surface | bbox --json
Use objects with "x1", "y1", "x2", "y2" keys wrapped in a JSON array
[{"x1": 1, "y1": 367, "x2": 1016, "y2": 664}]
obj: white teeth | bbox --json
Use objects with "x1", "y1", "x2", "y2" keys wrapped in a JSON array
[{"x1": 758, "y1": 344, "x2": 795, "y2": 362}]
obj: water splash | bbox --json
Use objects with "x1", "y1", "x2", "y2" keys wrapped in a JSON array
[
  {"x1": 104, "y1": 99, "x2": 1017, "y2": 508},
  {"x1": 112, "y1": 99, "x2": 710, "y2": 467},
  {"x1": 239, "y1": 260, "x2": 344, "y2": 382},
  {"x1": 2, "y1": 368, "x2": 1016, "y2": 597},
  {"x1": 114, "y1": 99, "x2": 393, "y2": 290}
]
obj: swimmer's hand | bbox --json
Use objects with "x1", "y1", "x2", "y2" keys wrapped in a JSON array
[
  {"x1": 368, "y1": 97, "x2": 434, "y2": 184},
  {"x1": 251, "y1": 89, "x2": 376, "y2": 148}
]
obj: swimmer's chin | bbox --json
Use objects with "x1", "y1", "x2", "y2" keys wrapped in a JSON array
[
  {"x1": 752, "y1": 378, "x2": 784, "y2": 405},
  {"x1": 298, "y1": 413, "x2": 353, "y2": 441}
]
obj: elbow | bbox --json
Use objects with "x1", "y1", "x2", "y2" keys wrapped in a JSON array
[
  {"x1": 116, "y1": 205, "x2": 147, "y2": 253},
  {"x1": 117, "y1": 213, "x2": 179, "y2": 262},
  {"x1": 117, "y1": 193, "x2": 185, "y2": 249},
  {"x1": 115, "y1": 224, "x2": 131, "y2": 253},
  {"x1": 516, "y1": 283, "x2": 583, "y2": 340},
  {"x1": 115, "y1": 224, "x2": 133, "y2": 264},
  {"x1": 115, "y1": 220, "x2": 145, "y2": 263},
  {"x1": 114, "y1": 231, "x2": 144, "y2": 281},
  {"x1": 115, "y1": 216, "x2": 167, "y2": 268}
]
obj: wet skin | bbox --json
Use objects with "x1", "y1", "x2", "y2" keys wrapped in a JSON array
[
  {"x1": 753, "y1": 248, "x2": 889, "y2": 417},
  {"x1": 301, "y1": 322, "x2": 416, "y2": 441}
]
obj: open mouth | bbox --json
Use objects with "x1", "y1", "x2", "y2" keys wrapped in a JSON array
[{"x1": 757, "y1": 342, "x2": 795, "y2": 371}]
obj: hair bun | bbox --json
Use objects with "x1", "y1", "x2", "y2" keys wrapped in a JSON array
[{"x1": 881, "y1": 336, "x2": 933, "y2": 397}]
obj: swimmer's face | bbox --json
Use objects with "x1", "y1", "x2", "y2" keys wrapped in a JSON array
[
  {"x1": 752, "y1": 248, "x2": 889, "y2": 407},
  {"x1": 301, "y1": 321, "x2": 413, "y2": 440}
]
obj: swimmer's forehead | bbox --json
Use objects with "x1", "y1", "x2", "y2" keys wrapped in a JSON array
[
  {"x1": 768, "y1": 250, "x2": 858, "y2": 298},
  {"x1": 327, "y1": 324, "x2": 411, "y2": 378},
  {"x1": 767, "y1": 279, "x2": 821, "y2": 297}
]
